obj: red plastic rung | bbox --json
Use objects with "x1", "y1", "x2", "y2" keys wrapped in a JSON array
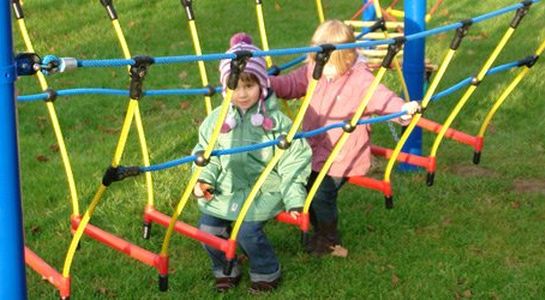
[
  {"x1": 71, "y1": 216, "x2": 163, "y2": 270},
  {"x1": 371, "y1": 145, "x2": 431, "y2": 168},
  {"x1": 347, "y1": 176, "x2": 391, "y2": 195},
  {"x1": 144, "y1": 208, "x2": 229, "y2": 253},
  {"x1": 25, "y1": 246, "x2": 70, "y2": 297},
  {"x1": 417, "y1": 117, "x2": 479, "y2": 147}
]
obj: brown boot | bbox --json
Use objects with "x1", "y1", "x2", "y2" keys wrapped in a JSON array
[{"x1": 306, "y1": 221, "x2": 348, "y2": 257}]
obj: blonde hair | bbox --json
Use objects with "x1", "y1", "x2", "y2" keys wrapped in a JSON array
[{"x1": 309, "y1": 20, "x2": 358, "y2": 76}]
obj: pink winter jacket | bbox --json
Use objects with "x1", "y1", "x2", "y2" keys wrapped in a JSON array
[{"x1": 270, "y1": 59, "x2": 407, "y2": 177}]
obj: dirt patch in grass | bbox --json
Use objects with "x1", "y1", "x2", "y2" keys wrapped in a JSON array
[
  {"x1": 513, "y1": 179, "x2": 545, "y2": 195},
  {"x1": 450, "y1": 164, "x2": 499, "y2": 178}
]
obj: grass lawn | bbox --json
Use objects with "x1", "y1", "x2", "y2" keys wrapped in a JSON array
[{"x1": 12, "y1": 0, "x2": 545, "y2": 299}]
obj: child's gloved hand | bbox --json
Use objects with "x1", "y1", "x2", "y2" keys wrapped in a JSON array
[
  {"x1": 193, "y1": 181, "x2": 214, "y2": 201},
  {"x1": 400, "y1": 101, "x2": 421, "y2": 120},
  {"x1": 288, "y1": 207, "x2": 303, "y2": 219}
]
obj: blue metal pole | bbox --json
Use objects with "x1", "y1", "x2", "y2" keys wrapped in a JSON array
[
  {"x1": 400, "y1": 0, "x2": 426, "y2": 171},
  {"x1": 362, "y1": 0, "x2": 376, "y2": 21},
  {"x1": 0, "y1": 1, "x2": 27, "y2": 299}
]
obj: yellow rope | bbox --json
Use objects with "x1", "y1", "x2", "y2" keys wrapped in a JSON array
[
  {"x1": 160, "y1": 89, "x2": 234, "y2": 256},
  {"x1": 372, "y1": 0, "x2": 411, "y2": 102},
  {"x1": 16, "y1": 19, "x2": 80, "y2": 216},
  {"x1": 384, "y1": 49, "x2": 456, "y2": 181},
  {"x1": 111, "y1": 18, "x2": 154, "y2": 207},
  {"x1": 62, "y1": 185, "x2": 107, "y2": 276},
  {"x1": 188, "y1": 20, "x2": 213, "y2": 115},
  {"x1": 478, "y1": 38, "x2": 545, "y2": 138},
  {"x1": 255, "y1": 1, "x2": 294, "y2": 119},
  {"x1": 304, "y1": 67, "x2": 388, "y2": 213},
  {"x1": 230, "y1": 80, "x2": 318, "y2": 240},
  {"x1": 429, "y1": 27, "x2": 515, "y2": 158},
  {"x1": 315, "y1": 0, "x2": 325, "y2": 23}
]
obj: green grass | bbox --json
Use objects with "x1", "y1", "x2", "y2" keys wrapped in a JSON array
[{"x1": 12, "y1": 0, "x2": 545, "y2": 299}]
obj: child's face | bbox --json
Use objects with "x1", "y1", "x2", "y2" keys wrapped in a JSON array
[{"x1": 232, "y1": 79, "x2": 261, "y2": 111}]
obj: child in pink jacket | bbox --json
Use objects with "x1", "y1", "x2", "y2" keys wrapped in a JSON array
[{"x1": 270, "y1": 20, "x2": 419, "y2": 257}]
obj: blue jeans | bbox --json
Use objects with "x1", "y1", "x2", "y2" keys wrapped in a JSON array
[
  {"x1": 307, "y1": 171, "x2": 347, "y2": 224},
  {"x1": 198, "y1": 214, "x2": 281, "y2": 283}
]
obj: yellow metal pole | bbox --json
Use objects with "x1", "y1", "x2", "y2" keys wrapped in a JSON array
[{"x1": 16, "y1": 18, "x2": 80, "y2": 217}]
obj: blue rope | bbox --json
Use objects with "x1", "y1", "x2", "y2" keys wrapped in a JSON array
[
  {"x1": 138, "y1": 110, "x2": 407, "y2": 173},
  {"x1": 17, "y1": 86, "x2": 223, "y2": 102},
  {"x1": 64, "y1": 1, "x2": 539, "y2": 69},
  {"x1": 431, "y1": 60, "x2": 521, "y2": 102}
]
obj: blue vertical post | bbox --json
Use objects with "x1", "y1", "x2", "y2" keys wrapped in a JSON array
[
  {"x1": 0, "y1": 1, "x2": 27, "y2": 299},
  {"x1": 362, "y1": 0, "x2": 376, "y2": 22},
  {"x1": 400, "y1": 0, "x2": 426, "y2": 171}
]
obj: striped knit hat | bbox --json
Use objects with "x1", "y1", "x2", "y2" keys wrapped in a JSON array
[{"x1": 219, "y1": 33, "x2": 270, "y2": 99}]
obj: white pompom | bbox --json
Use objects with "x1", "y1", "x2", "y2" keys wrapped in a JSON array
[{"x1": 251, "y1": 113, "x2": 264, "y2": 126}]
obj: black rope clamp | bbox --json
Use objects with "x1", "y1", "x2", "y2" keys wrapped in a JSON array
[
  {"x1": 382, "y1": 37, "x2": 406, "y2": 68},
  {"x1": 510, "y1": 1, "x2": 532, "y2": 28},
  {"x1": 269, "y1": 65, "x2": 281, "y2": 76},
  {"x1": 369, "y1": 18, "x2": 387, "y2": 33},
  {"x1": 15, "y1": 53, "x2": 41, "y2": 76},
  {"x1": 129, "y1": 56, "x2": 154, "y2": 100},
  {"x1": 100, "y1": 0, "x2": 118, "y2": 20},
  {"x1": 205, "y1": 84, "x2": 216, "y2": 97},
  {"x1": 518, "y1": 55, "x2": 539, "y2": 68},
  {"x1": 450, "y1": 19, "x2": 473, "y2": 50},
  {"x1": 180, "y1": 0, "x2": 194, "y2": 20},
  {"x1": 102, "y1": 166, "x2": 141, "y2": 187},
  {"x1": 194, "y1": 150, "x2": 210, "y2": 167},
  {"x1": 11, "y1": 0, "x2": 24, "y2": 19},
  {"x1": 227, "y1": 51, "x2": 252, "y2": 90},
  {"x1": 312, "y1": 44, "x2": 336, "y2": 80},
  {"x1": 44, "y1": 88, "x2": 57, "y2": 102},
  {"x1": 342, "y1": 121, "x2": 356, "y2": 133},
  {"x1": 277, "y1": 134, "x2": 292, "y2": 150}
]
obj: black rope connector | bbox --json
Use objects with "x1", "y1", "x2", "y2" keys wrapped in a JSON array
[
  {"x1": 510, "y1": 1, "x2": 532, "y2": 29},
  {"x1": 102, "y1": 166, "x2": 141, "y2": 187},
  {"x1": 369, "y1": 18, "x2": 387, "y2": 33},
  {"x1": 277, "y1": 134, "x2": 292, "y2": 150},
  {"x1": 312, "y1": 44, "x2": 336, "y2": 80},
  {"x1": 129, "y1": 56, "x2": 154, "y2": 100},
  {"x1": 518, "y1": 55, "x2": 539, "y2": 68},
  {"x1": 11, "y1": 0, "x2": 24, "y2": 19},
  {"x1": 342, "y1": 121, "x2": 356, "y2": 133},
  {"x1": 14, "y1": 53, "x2": 41, "y2": 76},
  {"x1": 450, "y1": 19, "x2": 473, "y2": 50},
  {"x1": 180, "y1": 0, "x2": 194, "y2": 20},
  {"x1": 227, "y1": 51, "x2": 252, "y2": 90},
  {"x1": 470, "y1": 76, "x2": 481, "y2": 86},
  {"x1": 382, "y1": 37, "x2": 406, "y2": 68},
  {"x1": 269, "y1": 65, "x2": 281, "y2": 76},
  {"x1": 100, "y1": 0, "x2": 118, "y2": 20},
  {"x1": 194, "y1": 150, "x2": 210, "y2": 167},
  {"x1": 205, "y1": 84, "x2": 216, "y2": 97},
  {"x1": 44, "y1": 88, "x2": 57, "y2": 102}
]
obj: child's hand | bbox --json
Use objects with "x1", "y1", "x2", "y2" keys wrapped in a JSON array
[
  {"x1": 193, "y1": 181, "x2": 214, "y2": 201},
  {"x1": 401, "y1": 101, "x2": 421, "y2": 120},
  {"x1": 288, "y1": 207, "x2": 303, "y2": 219}
]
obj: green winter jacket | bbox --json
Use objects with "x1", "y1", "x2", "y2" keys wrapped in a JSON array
[{"x1": 193, "y1": 94, "x2": 312, "y2": 221}]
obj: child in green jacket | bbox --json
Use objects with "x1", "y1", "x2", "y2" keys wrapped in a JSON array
[{"x1": 192, "y1": 33, "x2": 311, "y2": 293}]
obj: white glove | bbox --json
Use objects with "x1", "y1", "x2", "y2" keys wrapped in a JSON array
[{"x1": 400, "y1": 101, "x2": 421, "y2": 120}]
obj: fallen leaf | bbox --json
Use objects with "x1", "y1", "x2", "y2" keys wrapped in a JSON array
[
  {"x1": 178, "y1": 71, "x2": 188, "y2": 81},
  {"x1": 50, "y1": 144, "x2": 59, "y2": 152},
  {"x1": 274, "y1": 1, "x2": 282, "y2": 11},
  {"x1": 391, "y1": 273, "x2": 400, "y2": 288},
  {"x1": 462, "y1": 289, "x2": 473, "y2": 298},
  {"x1": 36, "y1": 155, "x2": 49, "y2": 162},
  {"x1": 180, "y1": 101, "x2": 190, "y2": 110},
  {"x1": 511, "y1": 201, "x2": 521, "y2": 209}
]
